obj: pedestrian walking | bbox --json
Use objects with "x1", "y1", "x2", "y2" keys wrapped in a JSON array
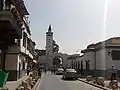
[
  {"x1": 51, "y1": 68, "x2": 53, "y2": 75},
  {"x1": 53, "y1": 68, "x2": 56, "y2": 75},
  {"x1": 27, "y1": 67, "x2": 30, "y2": 76},
  {"x1": 44, "y1": 68, "x2": 47, "y2": 74},
  {"x1": 38, "y1": 67, "x2": 41, "y2": 77},
  {"x1": 111, "y1": 65, "x2": 117, "y2": 81}
]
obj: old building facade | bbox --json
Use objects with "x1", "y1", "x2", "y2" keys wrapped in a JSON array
[
  {"x1": 72, "y1": 37, "x2": 120, "y2": 78},
  {"x1": 0, "y1": 0, "x2": 36, "y2": 81}
]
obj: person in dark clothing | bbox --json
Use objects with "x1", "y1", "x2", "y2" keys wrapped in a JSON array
[
  {"x1": 111, "y1": 65, "x2": 117, "y2": 81},
  {"x1": 27, "y1": 69, "x2": 30, "y2": 76},
  {"x1": 51, "y1": 68, "x2": 53, "y2": 75},
  {"x1": 27, "y1": 67, "x2": 30, "y2": 75},
  {"x1": 38, "y1": 68, "x2": 41, "y2": 77},
  {"x1": 53, "y1": 68, "x2": 57, "y2": 75},
  {"x1": 0, "y1": 0, "x2": 4, "y2": 10}
]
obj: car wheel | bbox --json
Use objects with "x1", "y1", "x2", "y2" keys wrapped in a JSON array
[
  {"x1": 75, "y1": 78, "x2": 78, "y2": 80},
  {"x1": 63, "y1": 76, "x2": 65, "y2": 80}
]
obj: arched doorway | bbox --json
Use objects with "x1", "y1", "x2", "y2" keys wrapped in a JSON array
[{"x1": 53, "y1": 56, "x2": 63, "y2": 68}]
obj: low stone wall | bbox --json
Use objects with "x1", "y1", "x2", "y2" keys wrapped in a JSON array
[{"x1": 15, "y1": 71, "x2": 41, "y2": 90}]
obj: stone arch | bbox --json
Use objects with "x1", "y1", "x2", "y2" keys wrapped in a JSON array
[
  {"x1": 38, "y1": 53, "x2": 70, "y2": 69},
  {"x1": 53, "y1": 56, "x2": 63, "y2": 68},
  {"x1": 51, "y1": 53, "x2": 70, "y2": 68}
]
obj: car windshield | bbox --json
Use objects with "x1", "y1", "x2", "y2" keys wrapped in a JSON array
[
  {"x1": 66, "y1": 69, "x2": 76, "y2": 72},
  {"x1": 58, "y1": 68, "x2": 63, "y2": 70}
]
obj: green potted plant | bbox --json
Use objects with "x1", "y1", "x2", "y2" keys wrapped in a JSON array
[{"x1": 0, "y1": 69, "x2": 9, "y2": 87}]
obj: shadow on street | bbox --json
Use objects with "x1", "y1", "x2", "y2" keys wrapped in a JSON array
[{"x1": 61, "y1": 77, "x2": 77, "y2": 81}]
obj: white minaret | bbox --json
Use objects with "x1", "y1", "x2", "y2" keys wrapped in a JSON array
[{"x1": 46, "y1": 25, "x2": 53, "y2": 55}]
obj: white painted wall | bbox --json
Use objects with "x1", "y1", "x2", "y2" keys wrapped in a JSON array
[
  {"x1": 76, "y1": 56, "x2": 83, "y2": 69},
  {"x1": 82, "y1": 48, "x2": 120, "y2": 71},
  {"x1": 17, "y1": 54, "x2": 28, "y2": 71},
  {"x1": 82, "y1": 51, "x2": 95, "y2": 69},
  {"x1": 82, "y1": 49, "x2": 107, "y2": 70},
  {"x1": 96, "y1": 48, "x2": 107, "y2": 70}
]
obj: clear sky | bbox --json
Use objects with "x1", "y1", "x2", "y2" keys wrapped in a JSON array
[{"x1": 24, "y1": 0, "x2": 120, "y2": 54}]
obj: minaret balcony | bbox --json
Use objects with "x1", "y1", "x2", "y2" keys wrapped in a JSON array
[{"x1": 0, "y1": 9, "x2": 24, "y2": 39}]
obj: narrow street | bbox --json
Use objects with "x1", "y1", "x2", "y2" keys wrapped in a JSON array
[{"x1": 37, "y1": 72, "x2": 102, "y2": 90}]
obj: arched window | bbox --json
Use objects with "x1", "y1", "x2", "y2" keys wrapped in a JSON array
[
  {"x1": 86, "y1": 60, "x2": 90, "y2": 70},
  {"x1": 22, "y1": 62, "x2": 25, "y2": 70},
  {"x1": 78, "y1": 61, "x2": 80, "y2": 69},
  {"x1": 81, "y1": 61, "x2": 83, "y2": 74}
]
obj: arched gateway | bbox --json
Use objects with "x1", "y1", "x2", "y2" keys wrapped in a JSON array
[
  {"x1": 53, "y1": 56, "x2": 63, "y2": 68},
  {"x1": 39, "y1": 53, "x2": 71, "y2": 69}
]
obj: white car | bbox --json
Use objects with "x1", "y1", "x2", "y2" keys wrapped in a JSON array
[{"x1": 56, "y1": 68, "x2": 64, "y2": 75}]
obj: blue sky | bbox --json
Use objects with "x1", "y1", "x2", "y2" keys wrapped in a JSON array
[{"x1": 24, "y1": 0, "x2": 120, "y2": 54}]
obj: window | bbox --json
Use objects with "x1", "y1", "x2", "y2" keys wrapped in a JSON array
[
  {"x1": 81, "y1": 61, "x2": 83, "y2": 69},
  {"x1": 73, "y1": 62, "x2": 75, "y2": 69},
  {"x1": 23, "y1": 32, "x2": 27, "y2": 47},
  {"x1": 27, "y1": 38, "x2": 30, "y2": 51},
  {"x1": 22, "y1": 62, "x2": 25, "y2": 70},
  {"x1": 111, "y1": 50, "x2": 120, "y2": 60},
  {"x1": 47, "y1": 53, "x2": 49, "y2": 55},
  {"x1": 86, "y1": 60, "x2": 90, "y2": 70},
  {"x1": 78, "y1": 61, "x2": 80, "y2": 69},
  {"x1": 17, "y1": 39, "x2": 20, "y2": 46},
  {"x1": 81, "y1": 61, "x2": 83, "y2": 74},
  {"x1": 75, "y1": 62, "x2": 77, "y2": 69}
]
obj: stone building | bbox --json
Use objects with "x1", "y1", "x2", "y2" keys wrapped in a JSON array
[
  {"x1": 72, "y1": 37, "x2": 120, "y2": 78},
  {"x1": 0, "y1": 0, "x2": 36, "y2": 81},
  {"x1": 46, "y1": 25, "x2": 59, "y2": 55},
  {"x1": 39, "y1": 52, "x2": 70, "y2": 69}
]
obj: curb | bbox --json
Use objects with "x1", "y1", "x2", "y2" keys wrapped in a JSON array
[
  {"x1": 32, "y1": 73, "x2": 44, "y2": 90},
  {"x1": 78, "y1": 79, "x2": 111, "y2": 90},
  {"x1": 32, "y1": 78, "x2": 41, "y2": 90}
]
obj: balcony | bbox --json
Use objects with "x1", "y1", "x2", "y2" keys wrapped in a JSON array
[
  {"x1": 7, "y1": 45, "x2": 20, "y2": 53},
  {"x1": 0, "y1": 9, "x2": 23, "y2": 39}
]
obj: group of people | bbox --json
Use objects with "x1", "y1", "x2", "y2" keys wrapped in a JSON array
[
  {"x1": 50, "y1": 67, "x2": 57, "y2": 75},
  {"x1": 37, "y1": 67, "x2": 57, "y2": 76},
  {"x1": 41, "y1": 67, "x2": 57, "y2": 75}
]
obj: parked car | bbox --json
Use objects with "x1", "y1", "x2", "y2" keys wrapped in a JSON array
[
  {"x1": 62, "y1": 69, "x2": 78, "y2": 80},
  {"x1": 56, "y1": 68, "x2": 64, "y2": 75}
]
